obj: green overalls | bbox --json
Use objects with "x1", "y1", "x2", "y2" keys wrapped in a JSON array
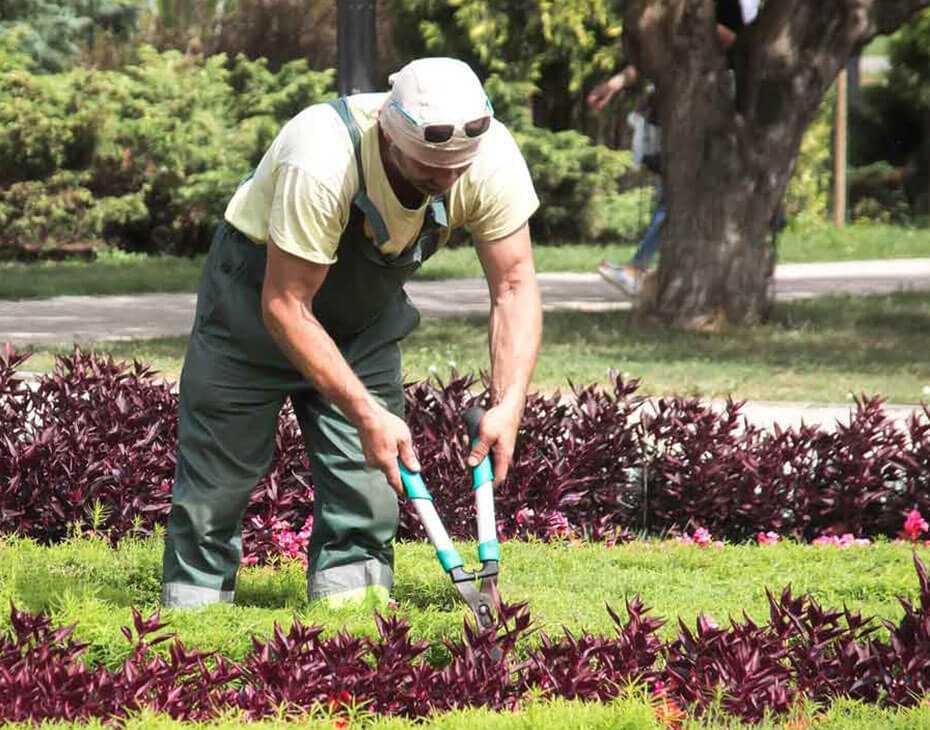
[{"x1": 161, "y1": 98, "x2": 448, "y2": 608}]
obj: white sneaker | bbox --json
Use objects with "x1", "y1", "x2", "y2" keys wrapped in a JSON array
[{"x1": 597, "y1": 261, "x2": 643, "y2": 296}]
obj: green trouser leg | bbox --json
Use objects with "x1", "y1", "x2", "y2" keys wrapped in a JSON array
[
  {"x1": 293, "y1": 372, "x2": 402, "y2": 607},
  {"x1": 161, "y1": 223, "x2": 417, "y2": 609},
  {"x1": 295, "y1": 292, "x2": 413, "y2": 607},
  {"x1": 161, "y1": 333, "x2": 288, "y2": 607}
]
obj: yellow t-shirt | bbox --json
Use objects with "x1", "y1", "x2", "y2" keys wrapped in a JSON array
[{"x1": 224, "y1": 93, "x2": 539, "y2": 264}]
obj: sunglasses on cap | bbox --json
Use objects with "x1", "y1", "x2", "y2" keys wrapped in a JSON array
[{"x1": 390, "y1": 99, "x2": 494, "y2": 144}]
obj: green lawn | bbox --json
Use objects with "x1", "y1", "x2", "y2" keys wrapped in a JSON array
[
  {"x1": 425, "y1": 222, "x2": 930, "y2": 280},
  {"x1": 0, "y1": 249, "x2": 207, "y2": 300},
  {"x1": 2, "y1": 223, "x2": 929, "y2": 299},
  {"x1": 3, "y1": 535, "x2": 930, "y2": 728},
  {"x1": 16, "y1": 291, "x2": 930, "y2": 404},
  {"x1": 7, "y1": 699, "x2": 930, "y2": 729}
]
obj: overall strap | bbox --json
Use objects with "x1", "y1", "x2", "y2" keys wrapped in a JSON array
[
  {"x1": 417, "y1": 195, "x2": 448, "y2": 263},
  {"x1": 327, "y1": 97, "x2": 391, "y2": 246},
  {"x1": 429, "y1": 195, "x2": 448, "y2": 228}
]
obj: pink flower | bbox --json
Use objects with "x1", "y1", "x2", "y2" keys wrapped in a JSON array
[
  {"x1": 677, "y1": 528, "x2": 722, "y2": 548},
  {"x1": 756, "y1": 531, "x2": 781, "y2": 545},
  {"x1": 515, "y1": 508, "x2": 535, "y2": 527},
  {"x1": 692, "y1": 527, "x2": 712, "y2": 547},
  {"x1": 270, "y1": 516, "x2": 313, "y2": 564},
  {"x1": 901, "y1": 508, "x2": 929, "y2": 542},
  {"x1": 543, "y1": 510, "x2": 572, "y2": 537},
  {"x1": 651, "y1": 679, "x2": 667, "y2": 696},
  {"x1": 813, "y1": 533, "x2": 871, "y2": 548},
  {"x1": 240, "y1": 553, "x2": 258, "y2": 566}
]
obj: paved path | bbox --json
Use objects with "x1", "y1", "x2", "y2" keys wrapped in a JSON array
[
  {"x1": 693, "y1": 398, "x2": 924, "y2": 433},
  {"x1": 3, "y1": 258, "x2": 929, "y2": 347}
]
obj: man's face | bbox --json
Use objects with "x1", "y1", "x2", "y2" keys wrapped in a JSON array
[{"x1": 388, "y1": 141, "x2": 471, "y2": 197}]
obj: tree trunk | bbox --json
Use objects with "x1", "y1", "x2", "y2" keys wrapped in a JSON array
[{"x1": 622, "y1": 0, "x2": 930, "y2": 330}]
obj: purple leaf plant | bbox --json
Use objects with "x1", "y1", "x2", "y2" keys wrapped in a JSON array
[
  {"x1": 6, "y1": 557, "x2": 930, "y2": 724},
  {"x1": 1, "y1": 346, "x2": 929, "y2": 559}
]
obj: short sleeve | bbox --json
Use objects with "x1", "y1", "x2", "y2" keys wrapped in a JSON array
[
  {"x1": 268, "y1": 163, "x2": 348, "y2": 264},
  {"x1": 464, "y1": 125, "x2": 540, "y2": 243}
]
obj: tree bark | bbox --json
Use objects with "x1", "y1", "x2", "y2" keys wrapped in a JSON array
[{"x1": 622, "y1": 0, "x2": 930, "y2": 330}]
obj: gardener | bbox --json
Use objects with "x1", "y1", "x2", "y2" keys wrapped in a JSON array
[{"x1": 161, "y1": 57, "x2": 542, "y2": 609}]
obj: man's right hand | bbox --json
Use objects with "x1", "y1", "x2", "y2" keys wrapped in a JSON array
[{"x1": 357, "y1": 405, "x2": 420, "y2": 499}]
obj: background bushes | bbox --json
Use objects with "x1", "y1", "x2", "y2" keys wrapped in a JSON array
[
  {"x1": 0, "y1": 36, "x2": 639, "y2": 257},
  {"x1": 0, "y1": 0, "x2": 140, "y2": 73},
  {"x1": 3, "y1": 0, "x2": 925, "y2": 258},
  {"x1": 0, "y1": 42, "x2": 334, "y2": 258},
  {"x1": 850, "y1": 9, "x2": 930, "y2": 219}
]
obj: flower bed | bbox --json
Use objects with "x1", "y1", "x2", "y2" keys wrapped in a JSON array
[{"x1": 1, "y1": 345, "x2": 929, "y2": 563}]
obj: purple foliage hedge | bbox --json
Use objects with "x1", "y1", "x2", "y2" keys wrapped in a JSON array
[
  {"x1": 2, "y1": 345, "x2": 929, "y2": 560},
  {"x1": 7, "y1": 555, "x2": 930, "y2": 724}
]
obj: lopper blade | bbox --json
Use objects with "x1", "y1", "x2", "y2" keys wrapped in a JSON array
[{"x1": 454, "y1": 581, "x2": 497, "y2": 630}]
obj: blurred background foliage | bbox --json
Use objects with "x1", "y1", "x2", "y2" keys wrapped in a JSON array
[
  {"x1": 850, "y1": 8, "x2": 930, "y2": 222},
  {"x1": 0, "y1": 0, "x2": 926, "y2": 257}
]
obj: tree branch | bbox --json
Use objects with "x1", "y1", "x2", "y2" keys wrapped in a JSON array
[{"x1": 870, "y1": 0, "x2": 930, "y2": 35}]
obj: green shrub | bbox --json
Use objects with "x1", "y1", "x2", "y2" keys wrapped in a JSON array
[
  {"x1": 487, "y1": 76, "x2": 635, "y2": 243},
  {"x1": 0, "y1": 0, "x2": 141, "y2": 73},
  {"x1": 389, "y1": 0, "x2": 622, "y2": 135},
  {"x1": 0, "y1": 173, "x2": 98, "y2": 255},
  {"x1": 0, "y1": 46, "x2": 628, "y2": 253},
  {"x1": 227, "y1": 54, "x2": 336, "y2": 166},
  {"x1": 846, "y1": 11, "x2": 930, "y2": 217},
  {"x1": 0, "y1": 46, "x2": 334, "y2": 258},
  {"x1": 783, "y1": 92, "x2": 832, "y2": 222},
  {"x1": 848, "y1": 161, "x2": 912, "y2": 224}
]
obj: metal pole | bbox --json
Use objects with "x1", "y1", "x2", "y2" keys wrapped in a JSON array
[
  {"x1": 833, "y1": 67, "x2": 848, "y2": 227},
  {"x1": 337, "y1": 0, "x2": 377, "y2": 96},
  {"x1": 846, "y1": 54, "x2": 860, "y2": 111}
]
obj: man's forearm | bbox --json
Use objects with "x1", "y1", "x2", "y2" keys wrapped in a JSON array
[
  {"x1": 488, "y1": 277, "x2": 542, "y2": 415},
  {"x1": 263, "y1": 299, "x2": 379, "y2": 427}
]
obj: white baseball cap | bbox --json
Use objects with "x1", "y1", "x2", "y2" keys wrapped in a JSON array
[{"x1": 379, "y1": 57, "x2": 493, "y2": 168}]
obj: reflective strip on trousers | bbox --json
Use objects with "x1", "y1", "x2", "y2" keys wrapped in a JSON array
[
  {"x1": 162, "y1": 582, "x2": 235, "y2": 608},
  {"x1": 308, "y1": 557, "x2": 393, "y2": 600}
]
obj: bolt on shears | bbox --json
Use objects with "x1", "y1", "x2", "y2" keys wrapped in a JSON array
[{"x1": 399, "y1": 407, "x2": 500, "y2": 629}]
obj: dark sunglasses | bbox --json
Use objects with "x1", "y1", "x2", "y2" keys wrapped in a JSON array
[{"x1": 391, "y1": 100, "x2": 493, "y2": 144}]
